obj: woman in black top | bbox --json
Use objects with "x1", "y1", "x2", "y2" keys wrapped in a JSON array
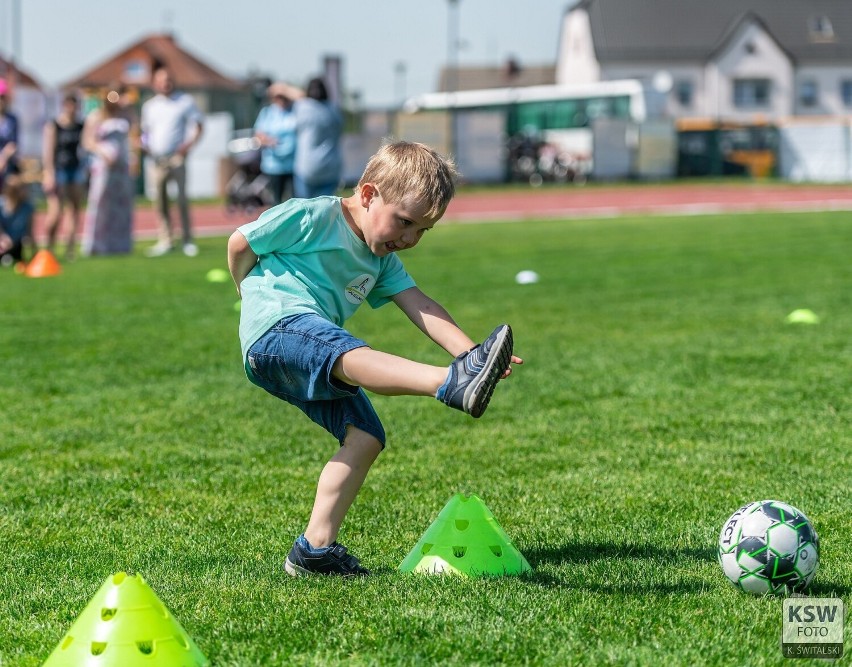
[{"x1": 43, "y1": 92, "x2": 86, "y2": 259}]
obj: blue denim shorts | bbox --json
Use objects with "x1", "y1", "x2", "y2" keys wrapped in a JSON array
[
  {"x1": 245, "y1": 312, "x2": 386, "y2": 447},
  {"x1": 55, "y1": 165, "x2": 87, "y2": 187}
]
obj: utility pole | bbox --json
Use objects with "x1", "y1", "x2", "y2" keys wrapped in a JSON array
[
  {"x1": 9, "y1": 0, "x2": 21, "y2": 89},
  {"x1": 394, "y1": 61, "x2": 407, "y2": 108},
  {"x1": 446, "y1": 0, "x2": 460, "y2": 158}
]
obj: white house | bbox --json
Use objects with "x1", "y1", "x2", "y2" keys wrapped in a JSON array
[{"x1": 557, "y1": 0, "x2": 852, "y2": 123}]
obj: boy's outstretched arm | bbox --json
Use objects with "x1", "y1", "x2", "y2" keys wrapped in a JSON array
[
  {"x1": 227, "y1": 230, "x2": 258, "y2": 297},
  {"x1": 392, "y1": 287, "x2": 523, "y2": 377},
  {"x1": 392, "y1": 287, "x2": 474, "y2": 356}
]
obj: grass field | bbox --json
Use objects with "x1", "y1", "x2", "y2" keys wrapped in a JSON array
[{"x1": 1, "y1": 209, "x2": 850, "y2": 666}]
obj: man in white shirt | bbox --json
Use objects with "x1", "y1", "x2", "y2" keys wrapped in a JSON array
[{"x1": 141, "y1": 64, "x2": 204, "y2": 257}]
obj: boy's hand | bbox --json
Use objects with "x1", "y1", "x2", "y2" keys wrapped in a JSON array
[{"x1": 500, "y1": 355, "x2": 524, "y2": 380}]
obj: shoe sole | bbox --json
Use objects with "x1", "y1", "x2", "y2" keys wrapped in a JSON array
[
  {"x1": 466, "y1": 325, "x2": 513, "y2": 418},
  {"x1": 284, "y1": 557, "x2": 369, "y2": 577},
  {"x1": 284, "y1": 558, "x2": 312, "y2": 577}
]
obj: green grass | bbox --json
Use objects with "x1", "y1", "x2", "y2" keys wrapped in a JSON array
[{"x1": 0, "y1": 210, "x2": 850, "y2": 666}]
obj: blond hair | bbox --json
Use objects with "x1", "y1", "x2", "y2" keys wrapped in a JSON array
[
  {"x1": 357, "y1": 141, "x2": 459, "y2": 220},
  {"x1": 2, "y1": 174, "x2": 28, "y2": 204}
]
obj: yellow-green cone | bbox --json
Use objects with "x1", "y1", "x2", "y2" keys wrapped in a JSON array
[{"x1": 43, "y1": 572, "x2": 209, "y2": 667}]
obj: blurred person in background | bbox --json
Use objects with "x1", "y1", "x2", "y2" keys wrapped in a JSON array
[
  {"x1": 276, "y1": 78, "x2": 342, "y2": 198},
  {"x1": 253, "y1": 82, "x2": 296, "y2": 205},
  {"x1": 0, "y1": 78, "x2": 19, "y2": 190},
  {"x1": 42, "y1": 92, "x2": 86, "y2": 260},
  {"x1": 80, "y1": 88, "x2": 133, "y2": 256},
  {"x1": 141, "y1": 63, "x2": 204, "y2": 257},
  {"x1": 0, "y1": 174, "x2": 34, "y2": 266},
  {"x1": 117, "y1": 84, "x2": 142, "y2": 180}
]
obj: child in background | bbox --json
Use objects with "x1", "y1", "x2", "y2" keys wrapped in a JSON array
[
  {"x1": 42, "y1": 92, "x2": 86, "y2": 260},
  {"x1": 228, "y1": 141, "x2": 522, "y2": 576},
  {"x1": 0, "y1": 175, "x2": 34, "y2": 267}
]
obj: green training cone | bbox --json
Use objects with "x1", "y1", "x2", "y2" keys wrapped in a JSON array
[
  {"x1": 42, "y1": 572, "x2": 209, "y2": 667},
  {"x1": 399, "y1": 493, "x2": 532, "y2": 576},
  {"x1": 206, "y1": 268, "x2": 230, "y2": 283},
  {"x1": 786, "y1": 308, "x2": 820, "y2": 324}
]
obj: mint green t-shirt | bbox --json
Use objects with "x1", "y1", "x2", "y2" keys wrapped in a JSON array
[{"x1": 237, "y1": 196, "x2": 416, "y2": 359}]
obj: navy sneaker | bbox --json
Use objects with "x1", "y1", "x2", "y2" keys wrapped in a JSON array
[
  {"x1": 284, "y1": 536, "x2": 370, "y2": 577},
  {"x1": 438, "y1": 324, "x2": 513, "y2": 418}
]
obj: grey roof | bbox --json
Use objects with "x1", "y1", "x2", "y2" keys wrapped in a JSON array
[{"x1": 575, "y1": 0, "x2": 852, "y2": 63}]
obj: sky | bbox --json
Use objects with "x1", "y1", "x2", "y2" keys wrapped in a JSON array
[{"x1": 4, "y1": 0, "x2": 574, "y2": 108}]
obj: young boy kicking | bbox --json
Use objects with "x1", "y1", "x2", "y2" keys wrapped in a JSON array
[{"x1": 228, "y1": 141, "x2": 521, "y2": 576}]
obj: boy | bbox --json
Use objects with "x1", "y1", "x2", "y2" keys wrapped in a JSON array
[{"x1": 228, "y1": 141, "x2": 521, "y2": 576}]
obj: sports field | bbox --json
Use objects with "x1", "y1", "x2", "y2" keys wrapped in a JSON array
[{"x1": 1, "y1": 208, "x2": 850, "y2": 666}]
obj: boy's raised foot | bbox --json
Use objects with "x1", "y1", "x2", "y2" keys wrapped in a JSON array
[
  {"x1": 438, "y1": 324, "x2": 513, "y2": 418},
  {"x1": 284, "y1": 536, "x2": 370, "y2": 577}
]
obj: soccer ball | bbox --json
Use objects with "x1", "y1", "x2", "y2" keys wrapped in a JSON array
[{"x1": 718, "y1": 500, "x2": 819, "y2": 595}]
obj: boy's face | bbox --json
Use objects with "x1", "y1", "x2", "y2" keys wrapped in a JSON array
[{"x1": 357, "y1": 184, "x2": 436, "y2": 257}]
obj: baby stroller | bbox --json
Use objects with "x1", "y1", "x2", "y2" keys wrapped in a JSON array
[{"x1": 225, "y1": 131, "x2": 272, "y2": 215}]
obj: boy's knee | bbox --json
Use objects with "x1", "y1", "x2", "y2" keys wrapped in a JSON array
[
  {"x1": 332, "y1": 346, "x2": 371, "y2": 386},
  {"x1": 342, "y1": 425, "x2": 383, "y2": 459}
]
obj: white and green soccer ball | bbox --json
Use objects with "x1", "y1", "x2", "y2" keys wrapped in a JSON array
[{"x1": 718, "y1": 500, "x2": 819, "y2": 595}]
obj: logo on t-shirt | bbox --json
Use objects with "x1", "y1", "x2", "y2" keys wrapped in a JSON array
[{"x1": 345, "y1": 274, "x2": 375, "y2": 305}]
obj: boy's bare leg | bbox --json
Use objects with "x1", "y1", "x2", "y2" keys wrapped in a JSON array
[
  {"x1": 332, "y1": 347, "x2": 448, "y2": 396},
  {"x1": 303, "y1": 425, "x2": 383, "y2": 548},
  {"x1": 335, "y1": 325, "x2": 515, "y2": 419}
]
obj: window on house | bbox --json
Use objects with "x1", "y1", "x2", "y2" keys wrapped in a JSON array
[
  {"x1": 808, "y1": 16, "x2": 835, "y2": 42},
  {"x1": 674, "y1": 80, "x2": 693, "y2": 107},
  {"x1": 841, "y1": 80, "x2": 852, "y2": 107},
  {"x1": 799, "y1": 80, "x2": 819, "y2": 108},
  {"x1": 733, "y1": 79, "x2": 772, "y2": 108},
  {"x1": 123, "y1": 59, "x2": 149, "y2": 84}
]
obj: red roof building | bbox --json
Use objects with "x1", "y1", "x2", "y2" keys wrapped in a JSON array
[
  {"x1": 0, "y1": 53, "x2": 47, "y2": 165},
  {"x1": 0, "y1": 54, "x2": 42, "y2": 90},
  {"x1": 63, "y1": 33, "x2": 242, "y2": 92},
  {"x1": 62, "y1": 32, "x2": 256, "y2": 128}
]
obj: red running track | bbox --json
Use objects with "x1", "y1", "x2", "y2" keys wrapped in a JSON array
[{"x1": 33, "y1": 182, "x2": 852, "y2": 242}]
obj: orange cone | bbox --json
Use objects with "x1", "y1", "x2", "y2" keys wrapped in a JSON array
[{"x1": 24, "y1": 250, "x2": 62, "y2": 277}]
